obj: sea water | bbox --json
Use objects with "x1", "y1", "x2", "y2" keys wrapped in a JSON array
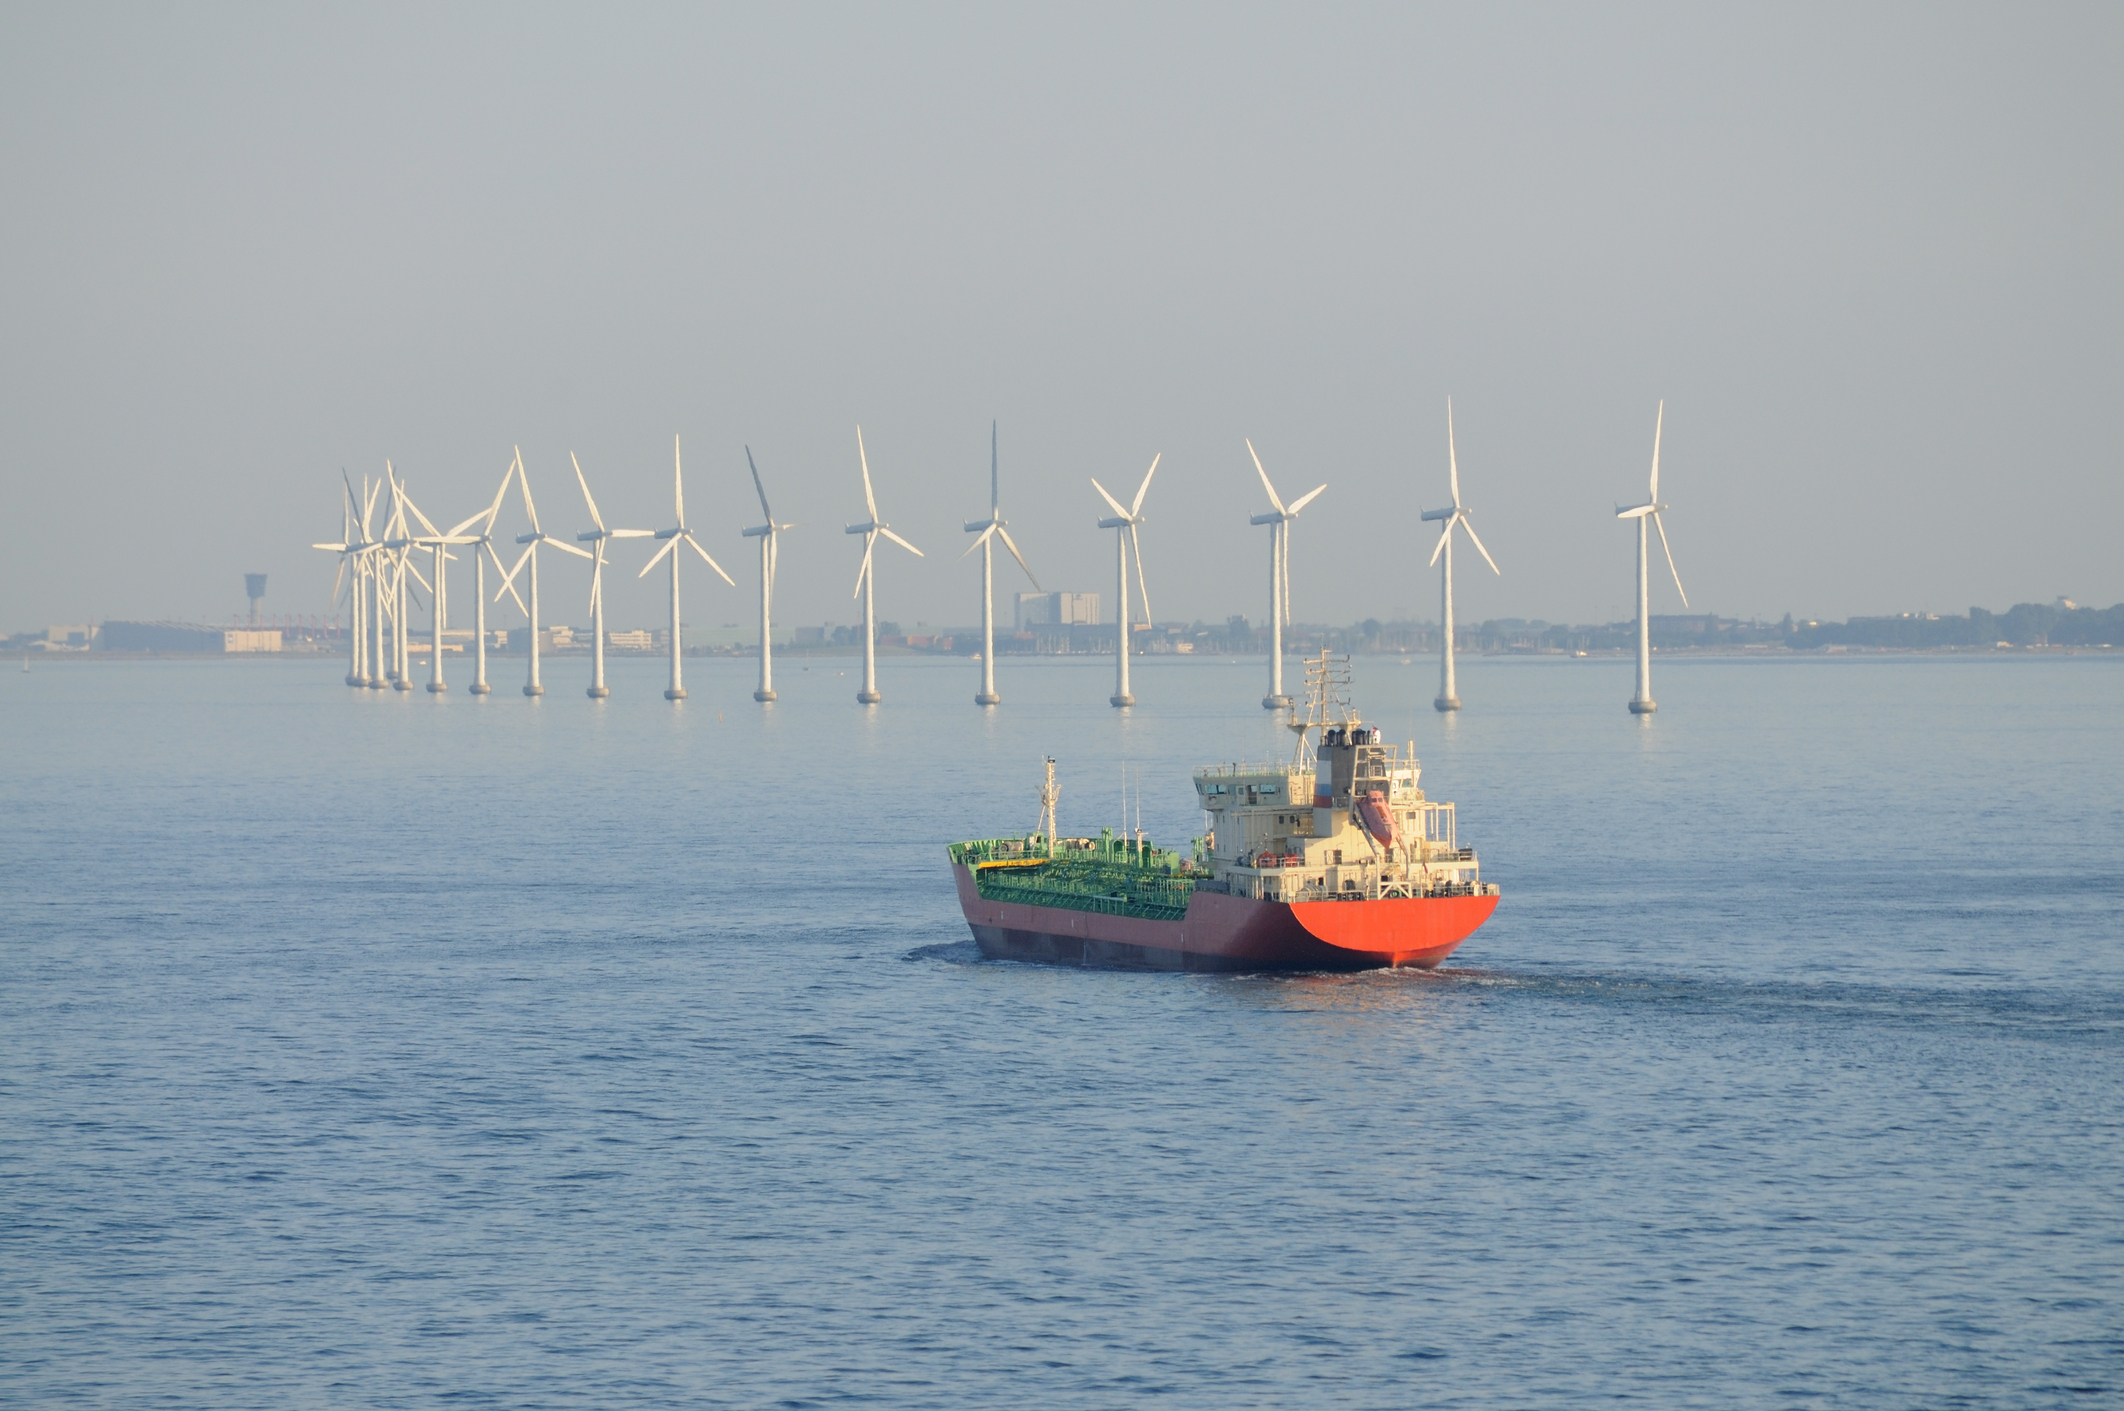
[{"x1": 3, "y1": 651, "x2": 2119, "y2": 1407}]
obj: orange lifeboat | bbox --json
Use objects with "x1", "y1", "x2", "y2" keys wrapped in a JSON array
[{"x1": 1355, "y1": 788, "x2": 1395, "y2": 847}]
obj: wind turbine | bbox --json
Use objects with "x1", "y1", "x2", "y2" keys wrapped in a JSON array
[
  {"x1": 636, "y1": 435, "x2": 734, "y2": 701},
  {"x1": 961, "y1": 421, "x2": 1039, "y2": 706},
  {"x1": 446, "y1": 453, "x2": 528, "y2": 695},
  {"x1": 844, "y1": 426, "x2": 924, "y2": 705},
  {"x1": 738, "y1": 446, "x2": 794, "y2": 702},
  {"x1": 1616, "y1": 401, "x2": 1687, "y2": 714},
  {"x1": 1420, "y1": 398, "x2": 1500, "y2": 711},
  {"x1": 498, "y1": 452, "x2": 591, "y2": 696},
  {"x1": 332, "y1": 471, "x2": 389, "y2": 688},
  {"x1": 401, "y1": 486, "x2": 468, "y2": 694},
  {"x1": 1245, "y1": 440, "x2": 1325, "y2": 709},
  {"x1": 359, "y1": 473, "x2": 386, "y2": 688},
  {"x1": 312, "y1": 473, "x2": 371, "y2": 687},
  {"x1": 571, "y1": 452, "x2": 652, "y2": 699},
  {"x1": 378, "y1": 466, "x2": 432, "y2": 692},
  {"x1": 1091, "y1": 454, "x2": 1158, "y2": 708}
]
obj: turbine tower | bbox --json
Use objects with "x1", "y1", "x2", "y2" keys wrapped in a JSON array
[
  {"x1": 843, "y1": 427, "x2": 924, "y2": 705},
  {"x1": 961, "y1": 421, "x2": 1039, "y2": 706},
  {"x1": 1091, "y1": 454, "x2": 1158, "y2": 708},
  {"x1": 1245, "y1": 440, "x2": 1325, "y2": 709},
  {"x1": 498, "y1": 453, "x2": 591, "y2": 696},
  {"x1": 572, "y1": 452, "x2": 651, "y2": 699},
  {"x1": 637, "y1": 435, "x2": 735, "y2": 702},
  {"x1": 738, "y1": 446, "x2": 794, "y2": 702},
  {"x1": 449, "y1": 453, "x2": 527, "y2": 696},
  {"x1": 1420, "y1": 398, "x2": 1500, "y2": 711},
  {"x1": 1616, "y1": 401, "x2": 1687, "y2": 714}
]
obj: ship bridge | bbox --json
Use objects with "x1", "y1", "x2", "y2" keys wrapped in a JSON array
[{"x1": 1193, "y1": 727, "x2": 1480, "y2": 903}]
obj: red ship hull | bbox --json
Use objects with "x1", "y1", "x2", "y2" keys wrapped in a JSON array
[{"x1": 952, "y1": 864, "x2": 1498, "y2": 972}]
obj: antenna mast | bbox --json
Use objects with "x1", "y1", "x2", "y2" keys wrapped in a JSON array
[
  {"x1": 1039, "y1": 756, "x2": 1059, "y2": 858},
  {"x1": 1289, "y1": 649, "x2": 1355, "y2": 768}
]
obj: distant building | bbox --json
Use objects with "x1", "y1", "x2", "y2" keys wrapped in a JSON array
[
  {"x1": 222, "y1": 629, "x2": 282, "y2": 653},
  {"x1": 608, "y1": 630, "x2": 653, "y2": 650},
  {"x1": 98, "y1": 621, "x2": 279, "y2": 653},
  {"x1": 1015, "y1": 591, "x2": 1101, "y2": 629},
  {"x1": 101, "y1": 621, "x2": 224, "y2": 652},
  {"x1": 44, "y1": 624, "x2": 96, "y2": 648}
]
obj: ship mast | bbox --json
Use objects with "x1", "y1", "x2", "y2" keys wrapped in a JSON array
[
  {"x1": 1290, "y1": 649, "x2": 1355, "y2": 769},
  {"x1": 1039, "y1": 756, "x2": 1059, "y2": 858}
]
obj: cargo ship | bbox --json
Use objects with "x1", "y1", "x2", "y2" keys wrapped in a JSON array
[{"x1": 947, "y1": 655, "x2": 1499, "y2": 971}]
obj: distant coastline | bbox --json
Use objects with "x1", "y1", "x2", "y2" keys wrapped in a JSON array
[{"x1": 12, "y1": 600, "x2": 2118, "y2": 660}]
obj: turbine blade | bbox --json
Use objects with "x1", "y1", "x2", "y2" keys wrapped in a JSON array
[
  {"x1": 1427, "y1": 520, "x2": 1453, "y2": 568},
  {"x1": 1448, "y1": 396, "x2": 1461, "y2": 508},
  {"x1": 331, "y1": 558, "x2": 347, "y2": 604},
  {"x1": 550, "y1": 539, "x2": 593, "y2": 560},
  {"x1": 996, "y1": 526, "x2": 1040, "y2": 591},
  {"x1": 1650, "y1": 400, "x2": 1663, "y2": 502},
  {"x1": 1130, "y1": 453, "x2": 1160, "y2": 517},
  {"x1": 879, "y1": 526, "x2": 924, "y2": 558},
  {"x1": 403, "y1": 490, "x2": 441, "y2": 539},
  {"x1": 852, "y1": 532, "x2": 875, "y2": 599},
  {"x1": 991, "y1": 420, "x2": 999, "y2": 515},
  {"x1": 747, "y1": 445, "x2": 771, "y2": 519},
  {"x1": 1247, "y1": 439, "x2": 1285, "y2": 514},
  {"x1": 1090, "y1": 477, "x2": 1130, "y2": 518},
  {"x1": 673, "y1": 434, "x2": 684, "y2": 530},
  {"x1": 638, "y1": 536, "x2": 679, "y2": 578},
  {"x1": 857, "y1": 426, "x2": 878, "y2": 521},
  {"x1": 960, "y1": 524, "x2": 997, "y2": 560},
  {"x1": 685, "y1": 535, "x2": 735, "y2": 585},
  {"x1": 1288, "y1": 483, "x2": 1326, "y2": 515},
  {"x1": 498, "y1": 545, "x2": 532, "y2": 598},
  {"x1": 517, "y1": 450, "x2": 542, "y2": 534},
  {"x1": 489, "y1": 543, "x2": 527, "y2": 613},
  {"x1": 1653, "y1": 511, "x2": 1687, "y2": 607},
  {"x1": 572, "y1": 451, "x2": 604, "y2": 533},
  {"x1": 446, "y1": 508, "x2": 486, "y2": 537},
  {"x1": 343, "y1": 469, "x2": 368, "y2": 540},
  {"x1": 1128, "y1": 522, "x2": 1151, "y2": 624},
  {"x1": 481, "y1": 454, "x2": 518, "y2": 536},
  {"x1": 1461, "y1": 516, "x2": 1501, "y2": 575}
]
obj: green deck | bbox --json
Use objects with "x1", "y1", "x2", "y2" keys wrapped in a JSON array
[{"x1": 948, "y1": 835, "x2": 1202, "y2": 923}]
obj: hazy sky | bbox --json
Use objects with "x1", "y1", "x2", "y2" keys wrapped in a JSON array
[{"x1": 3, "y1": 4, "x2": 2119, "y2": 634}]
